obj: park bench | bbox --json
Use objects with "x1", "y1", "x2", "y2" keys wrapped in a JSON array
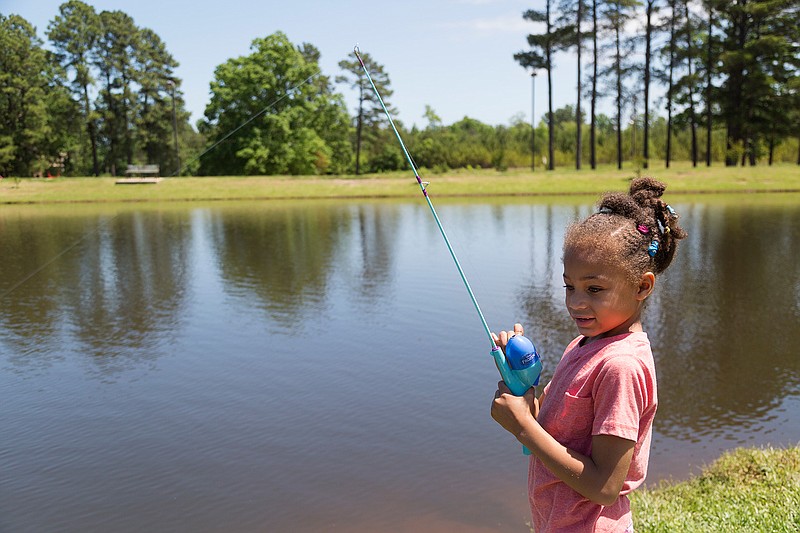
[
  {"x1": 125, "y1": 164, "x2": 160, "y2": 177},
  {"x1": 116, "y1": 164, "x2": 162, "y2": 184}
]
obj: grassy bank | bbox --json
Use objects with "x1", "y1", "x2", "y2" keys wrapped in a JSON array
[
  {"x1": 2, "y1": 162, "x2": 799, "y2": 204},
  {"x1": 631, "y1": 446, "x2": 800, "y2": 532}
]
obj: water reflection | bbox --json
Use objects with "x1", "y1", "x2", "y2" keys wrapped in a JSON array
[
  {"x1": 1, "y1": 196, "x2": 798, "y2": 532},
  {"x1": 205, "y1": 202, "x2": 401, "y2": 326},
  {"x1": 1, "y1": 208, "x2": 190, "y2": 377},
  {"x1": 649, "y1": 200, "x2": 800, "y2": 442}
]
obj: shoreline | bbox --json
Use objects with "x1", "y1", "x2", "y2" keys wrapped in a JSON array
[{"x1": 2, "y1": 164, "x2": 799, "y2": 205}]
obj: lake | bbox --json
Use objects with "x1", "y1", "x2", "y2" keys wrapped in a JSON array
[{"x1": 1, "y1": 194, "x2": 798, "y2": 532}]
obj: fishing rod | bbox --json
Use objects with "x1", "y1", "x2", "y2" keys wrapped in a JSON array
[{"x1": 353, "y1": 46, "x2": 542, "y2": 424}]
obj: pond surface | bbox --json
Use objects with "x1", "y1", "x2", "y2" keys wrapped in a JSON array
[{"x1": 1, "y1": 195, "x2": 799, "y2": 532}]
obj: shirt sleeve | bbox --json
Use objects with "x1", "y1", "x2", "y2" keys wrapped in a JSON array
[{"x1": 591, "y1": 354, "x2": 653, "y2": 442}]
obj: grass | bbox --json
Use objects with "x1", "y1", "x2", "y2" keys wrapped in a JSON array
[
  {"x1": 631, "y1": 446, "x2": 800, "y2": 532},
  {"x1": 1, "y1": 161, "x2": 799, "y2": 204}
]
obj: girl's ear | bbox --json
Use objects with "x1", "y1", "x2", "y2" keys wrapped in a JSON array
[{"x1": 637, "y1": 272, "x2": 656, "y2": 301}]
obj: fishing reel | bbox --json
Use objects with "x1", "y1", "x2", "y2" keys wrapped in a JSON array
[
  {"x1": 491, "y1": 334, "x2": 542, "y2": 455},
  {"x1": 492, "y1": 334, "x2": 542, "y2": 395}
]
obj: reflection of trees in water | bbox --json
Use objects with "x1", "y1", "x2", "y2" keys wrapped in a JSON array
[
  {"x1": 350, "y1": 203, "x2": 398, "y2": 304},
  {"x1": 0, "y1": 209, "x2": 191, "y2": 375},
  {"x1": 646, "y1": 201, "x2": 800, "y2": 439},
  {"x1": 208, "y1": 202, "x2": 399, "y2": 326}
]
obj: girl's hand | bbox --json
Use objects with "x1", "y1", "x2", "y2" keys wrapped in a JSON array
[
  {"x1": 491, "y1": 380, "x2": 539, "y2": 437},
  {"x1": 491, "y1": 323, "x2": 525, "y2": 353}
]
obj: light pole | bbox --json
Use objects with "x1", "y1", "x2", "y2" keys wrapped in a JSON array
[
  {"x1": 531, "y1": 71, "x2": 537, "y2": 172},
  {"x1": 167, "y1": 80, "x2": 180, "y2": 176}
]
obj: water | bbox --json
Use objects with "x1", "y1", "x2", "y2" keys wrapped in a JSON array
[{"x1": 1, "y1": 195, "x2": 798, "y2": 532}]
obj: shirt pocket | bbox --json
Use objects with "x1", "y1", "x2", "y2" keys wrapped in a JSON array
[{"x1": 552, "y1": 392, "x2": 594, "y2": 442}]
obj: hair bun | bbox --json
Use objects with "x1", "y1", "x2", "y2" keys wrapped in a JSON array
[{"x1": 630, "y1": 177, "x2": 666, "y2": 204}]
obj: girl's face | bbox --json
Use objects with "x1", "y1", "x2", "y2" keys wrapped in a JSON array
[{"x1": 562, "y1": 245, "x2": 654, "y2": 343}]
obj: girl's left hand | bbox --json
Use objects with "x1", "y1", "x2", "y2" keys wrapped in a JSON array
[
  {"x1": 491, "y1": 381, "x2": 538, "y2": 437},
  {"x1": 491, "y1": 323, "x2": 525, "y2": 354}
]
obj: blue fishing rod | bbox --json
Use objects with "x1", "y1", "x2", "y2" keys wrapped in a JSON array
[{"x1": 354, "y1": 46, "x2": 542, "y2": 450}]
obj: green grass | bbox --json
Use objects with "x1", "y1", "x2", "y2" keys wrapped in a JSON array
[
  {"x1": 2, "y1": 161, "x2": 799, "y2": 204},
  {"x1": 631, "y1": 446, "x2": 800, "y2": 532}
]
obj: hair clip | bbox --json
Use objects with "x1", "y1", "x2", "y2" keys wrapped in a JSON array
[
  {"x1": 637, "y1": 224, "x2": 650, "y2": 234},
  {"x1": 648, "y1": 240, "x2": 659, "y2": 257},
  {"x1": 666, "y1": 205, "x2": 676, "y2": 216},
  {"x1": 598, "y1": 206, "x2": 613, "y2": 214}
]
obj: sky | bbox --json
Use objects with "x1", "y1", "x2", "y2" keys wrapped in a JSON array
[{"x1": 4, "y1": 0, "x2": 587, "y2": 129}]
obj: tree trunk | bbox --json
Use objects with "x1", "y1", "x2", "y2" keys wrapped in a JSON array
[
  {"x1": 615, "y1": 16, "x2": 622, "y2": 170},
  {"x1": 590, "y1": 0, "x2": 598, "y2": 170},
  {"x1": 685, "y1": 0, "x2": 698, "y2": 167},
  {"x1": 576, "y1": 0, "x2": 583, "y2": 170},
  {"x1": 547, "y1": 0, "x2": 555, "y2": 170},
  {"x1": 83, "y1": 85, "x2": 99, "y2": 176},
  {"x1": 705, "y1": 3, "x2": 713, "y2": 166},
  {"x1": 768, "y1": 137, "x2": 774, "y2": 165},
  {"x1": 666, "y1": 0, "x2": 677, "y2": 168},
  {"x1": 355, "y1": 82, "x2": 364, "y2": 175},
  {"x1": 644, "y1": 1, "x2": 653, "y2": 169}
]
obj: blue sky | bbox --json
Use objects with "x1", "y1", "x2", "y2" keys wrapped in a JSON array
[{"x1": 5, "y1": 0, "x2": 585, "y2": 128}]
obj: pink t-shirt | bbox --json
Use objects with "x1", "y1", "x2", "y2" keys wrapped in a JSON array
[{"x1": 529, "y1": 332, "x2": 657, "y2": 533}]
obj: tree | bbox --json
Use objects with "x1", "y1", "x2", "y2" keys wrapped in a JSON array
[
  {"x1": 602, "y1": 0, "x2": 641, "y2": 169},
  {"x1": 200, "y1": 32, "x2": 351, "y2": 175},
  {"x1": 714, "y1": 0, "x2": 799, "y2": 166},
  {"x1": 517, "y1": 1, "x2": 569, "y2": 170},
  {"x1": 589, "y1": 0, "x2": 600, "y2": 169},
  {"x1": 133, "y1": 27, "x2": 181, "y2": 172},
  {"x1": 47, "y1": 0, "x2": 101, "y2": 176},
  {"x1": 92, "y1": 9, "x2": 138, "y2": 174},
  {"x1": 557, "y1": 0, "x2": 588, "y2": 169},
  {"x1": 681, "y1": 0, "x2": 699, "y2": 166},
  {"x1": 661, "y1": 0, "x2": 680, "y2": 167},
  {"x1": 0, "y1": 14, "x2": 72, "y2": 177},
  {"x1": 337, "y1": 50, "x2": 395, "y2": 175},
  {"x1": 702, "y1": 0, "x2": 716, "y2": 166},
  {"x1": 643, "y1": 0, "x2": 660, "y2": 169}
]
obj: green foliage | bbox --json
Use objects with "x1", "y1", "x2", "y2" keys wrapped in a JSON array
[
  {"x1": 199, "y1": 32, "x2": 351, "y2": 175},
  {"x1": 0, "y1": 14, "x2": 73, "y2": 177},
  {"x1": 3, "y1": 0, "x2": 798, "y2": 177},
  {"x1": 337, "y1": 50, "x2": 395, "y2": 174}
]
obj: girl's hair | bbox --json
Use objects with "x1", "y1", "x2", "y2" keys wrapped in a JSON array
[{"x1": 564, "y1": 177, "x2": 687, "y2": 279}]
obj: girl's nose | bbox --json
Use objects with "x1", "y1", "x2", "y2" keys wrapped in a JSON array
[{"x1": 567, "y1": 294, "x2": 588, "y2": 310}]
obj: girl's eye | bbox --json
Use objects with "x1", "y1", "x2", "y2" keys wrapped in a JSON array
[
  {"x1": 563, "y1": 284, "x2": 574, "y2": 291},
  {"x1": 588, "y1": 286, "x2": 603, "y2": 293}
]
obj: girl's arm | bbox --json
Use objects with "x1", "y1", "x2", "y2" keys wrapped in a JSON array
[{"x1": 492, "y1": 383, "x2": 635, "y2": 506}]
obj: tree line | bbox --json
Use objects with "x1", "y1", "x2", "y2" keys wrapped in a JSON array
[
  {"x1": 1, "y1": 0, "x2": 798, "y2": 178},
  {"x1": 518, "y1": 0, "x2": 800, "y2": 169}
]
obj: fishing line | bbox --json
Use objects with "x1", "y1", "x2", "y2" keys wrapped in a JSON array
[
  {"x1": 0, "y1": 215, "x2": 116, "y2": 299},
  {"x1": 1, "y1": 72, "x2": 322, "y2": 298},
  {"x1": 355, "y1": 46, "x2": 543, "y2": 457},
  {"x1": 171, "y1": 72, "x2": 321, "y2": 176},
  {"x1": 354, "y1": 45, "x2": 496, "y2": 351}
]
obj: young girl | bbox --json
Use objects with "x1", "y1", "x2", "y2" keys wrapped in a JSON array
[{"x1": 491, "y1": 177, "x2": 686, "y2": 532}]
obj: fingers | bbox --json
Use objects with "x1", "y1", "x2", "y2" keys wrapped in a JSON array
[
  {"x1": 491, "y1": 324, "x2": 525, "y2": 347},
  {"x1": 497, "y1": 381, "x2": 511, "y2": 394}
]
